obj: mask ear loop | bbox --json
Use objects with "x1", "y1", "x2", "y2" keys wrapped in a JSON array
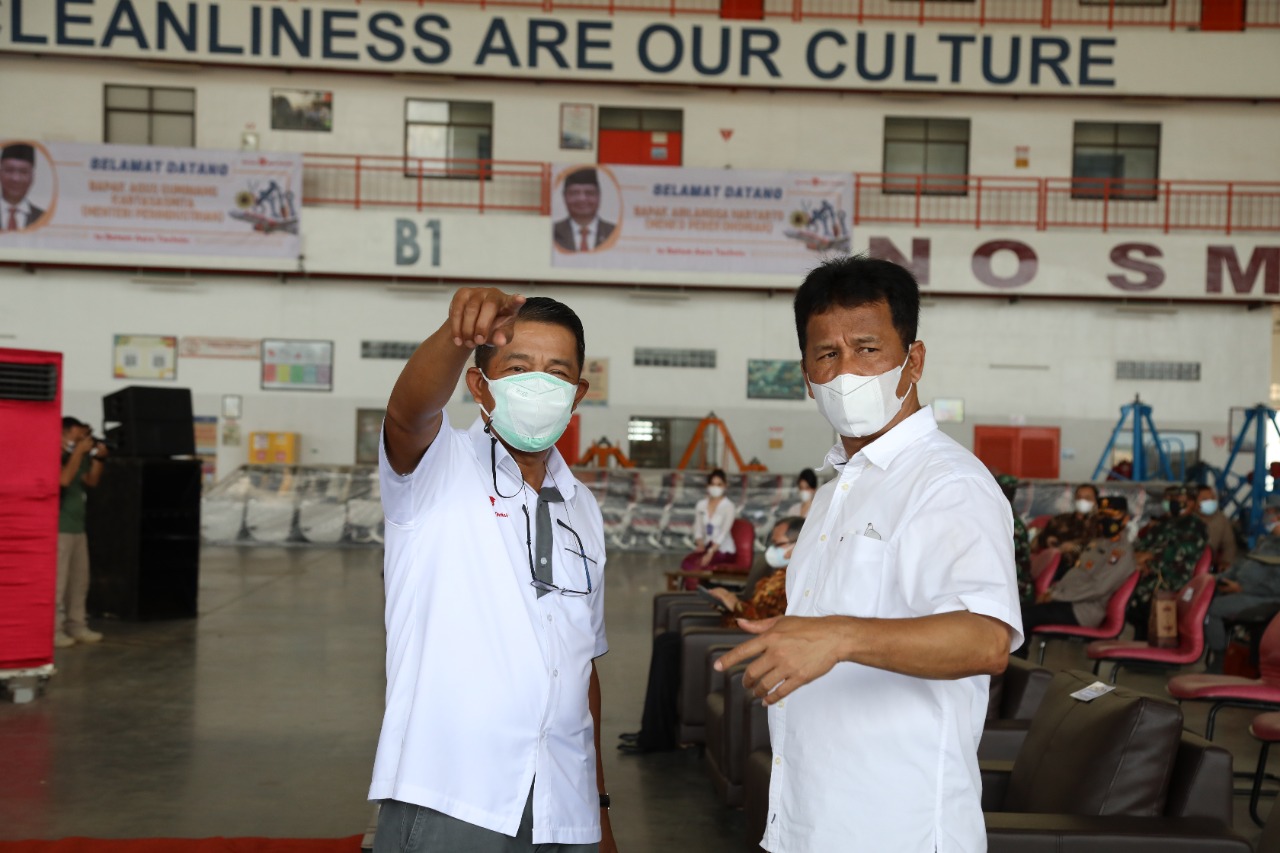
[{"x1": 479, "y1": 371, "x2": 524, "y2": 500}]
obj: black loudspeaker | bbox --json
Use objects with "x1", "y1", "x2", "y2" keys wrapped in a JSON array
[
  {"x1": 86, "y1": 458, "x2": 201, "y2": 621},
  {"x1": 102, "y1": 386, "x2": 195, "y2": 457}
]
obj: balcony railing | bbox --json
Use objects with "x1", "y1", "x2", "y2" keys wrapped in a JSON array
[
  {"x1": 853, "y1": 174, "x2": 1280, "y2": 234},
  {"x1": 362, "y1": 0, "x2": 1280, "y2": 29},
  {"x1": 300, "y1": 154, "x2": 1280, "y2": 234},
  {"x1": 302, "y1": 154, "x2": 551, "y2": 215}
]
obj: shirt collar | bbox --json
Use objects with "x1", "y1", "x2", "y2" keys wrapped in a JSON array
[
  {"x1": 467, "y1": 416, "x2": 577, "y2": 500},
  {"x1": 4, "y1": 197, "x2": 32, "y2": 214},
  {"x1": 821, "y1": 405, "x2": 939, "y2": 472}
]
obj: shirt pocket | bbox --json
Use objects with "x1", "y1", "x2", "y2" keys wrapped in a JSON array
[{"x1": 812, "y1": 533, "x2": 889, "y2": 618}]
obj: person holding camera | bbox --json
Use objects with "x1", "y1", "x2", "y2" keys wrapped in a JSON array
[{"x1": 57, "y1": 416, "x2": 107, "y2": 647}]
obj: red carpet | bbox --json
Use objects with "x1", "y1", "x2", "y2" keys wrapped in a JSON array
[{"x1": 0, "y1": 837, "x2": 364, "y2": 853}]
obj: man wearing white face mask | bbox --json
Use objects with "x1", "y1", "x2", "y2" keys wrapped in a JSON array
[
  {"x1": 717, "y1": 256, "x2": 1022, "y2": 853},
  {"x1": 371, "y1": 288, "x2": 619, "y2": 853},
  {"x1": 1195, "y1": 484, "x2": 1238, "y2": 571}
]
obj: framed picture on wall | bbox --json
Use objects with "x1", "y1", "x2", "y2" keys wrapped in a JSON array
[
  {"x1": 112, "y1": 334, "x2": 177, "y2": 381},
  {"x1": 560, "y1": 103, "x2": 594, "y2": 150},
  {"x1": 355, "y1": 408, "x2": 386, "y2": 465},
  {"x1": 261, "y1": 339, "x2": 334, "y2": 392},
  {"x1": 271, "y1": 89, "x2": 333, "y2": 132},
  {"x1": 746, "y1": 359, "x2": 806, "y2": 400}
]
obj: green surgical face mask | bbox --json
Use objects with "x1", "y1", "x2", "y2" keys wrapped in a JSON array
[{"x1": 479, "y1": 370, "x2": 576, "y2": 453}]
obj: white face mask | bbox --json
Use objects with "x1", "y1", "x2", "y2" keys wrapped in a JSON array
[
  {"x1": 809, "y1": 350, "x2": 911, "y2": 439},
  {"x1": 764, "y1": 544, "x2": 791, "y2": 568},
  {"x1": 478, "y1": 370, "x2": 577, "y2": 453},
  {"x1": 707, "y1": 485, "x2": 725, "y2": 499},
  {"x1": 797, "y1": 488, "x2": 814, "y2": 502},
  {"x1": 1199, "y1": 500, "x2": 1218, "y2": 515},
  {"x1": 1075, "y1": 499, "x2": 1096, "y2": 514}
]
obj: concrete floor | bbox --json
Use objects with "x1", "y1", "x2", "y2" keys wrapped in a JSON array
[{"x1": 0, "y1": 545, "x2": 1272, "y2": 847}]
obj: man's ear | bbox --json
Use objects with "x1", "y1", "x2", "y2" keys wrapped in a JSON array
[
  {"x1": 572, "y1": 379, "x2": 590, "y2": 411},
  {"x1": 465, "y1": 367, "x2": 488, "y2": 409}
]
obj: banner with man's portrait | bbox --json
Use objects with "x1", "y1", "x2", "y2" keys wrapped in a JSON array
[
  {"x1": 0, "y1": 140, "x2": 301, "y2": 258},
  {"x1": 549, "y1": 164, "x2": 853, "y2": 275}
]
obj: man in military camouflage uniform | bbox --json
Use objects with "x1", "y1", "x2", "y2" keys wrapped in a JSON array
[
  {"x1": 997, "y1": 474, "x2": 1033, "y2": 603},
  {"x1": 1129, "y1": 485, "x2": 1209, "y2": 641},
  {"x1": 1034, "y1": 483, "x2": 1100, "y2": 574}
]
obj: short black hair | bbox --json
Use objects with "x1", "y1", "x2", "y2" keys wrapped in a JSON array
[
  {"x1": 563, "y1": 168, "x2": 599, "y2": 191},
  {"x1": 62, "y1": 416, "x2": 86, "y2": 431},
  {"x1": 797, "y1": 468, "x2": 818, "y2": 490},
  {"x1": 793, "y1": 255, "x2": 920, "y2": 356},
  {"x1": 1076, "y1": 483, "x2": 1100, "y2": 502},
  {"x1": 474, "y1": 296, "x2": 586, "y2": 374},
  {"x1": 708, "y1": 468, "x2": 728, "y2": 484},
  {"x1": 775, "y1": 515, "x2": 805, "y2": 542}
]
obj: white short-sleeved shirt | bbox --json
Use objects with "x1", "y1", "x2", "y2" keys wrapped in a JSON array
[
  {"x1": 763, "y1": 406, "x2": 1023, "y2": 853},
  {"x1": 694, "y1": 497, "x2": 737, "y2": 554},
  {"x1": 369, "y1": 413, "x2": 608, "y2": 845}
]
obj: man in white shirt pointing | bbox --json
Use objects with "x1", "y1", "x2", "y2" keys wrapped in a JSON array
[
  {"x1": 371, "y1": 287, "x2": 618, "y2": 853},
  {"x1": 717, "y1": 256, "x2": 1023, "y2": 853}
]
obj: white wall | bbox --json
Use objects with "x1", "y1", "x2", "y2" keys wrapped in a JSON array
[
  {"x1": 1, "y1": 266, "x2": 1268, "y2": 482},
  {"x1": 2, "y1": 56, "x2": 1278, "y2": 183}
]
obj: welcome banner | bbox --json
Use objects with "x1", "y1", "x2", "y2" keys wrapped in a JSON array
[
  {"x1": 0, "y1": 140, "x2": 301, "y2": 259},
  {"x1": 549, "y1": 164, "x2": 852, "y2": 275}
]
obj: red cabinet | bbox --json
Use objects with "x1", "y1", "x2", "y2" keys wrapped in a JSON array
[
  {"x1": 974, "y1": 425, "x2": 1061, "y2": 480},
  {"x1": 0, "y1": 348, "x2": 62, "y2": 670}
]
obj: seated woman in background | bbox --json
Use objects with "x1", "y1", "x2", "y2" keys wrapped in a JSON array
[
  {"x1": 620, "y1": 516, "x2": 804, "y2": 754},
  {"x1": 786, "y1": 468, "x2": 818, "y2": 518},
  {"x1": 681, "y1": 468, "x2": 738, "y2": 573}
]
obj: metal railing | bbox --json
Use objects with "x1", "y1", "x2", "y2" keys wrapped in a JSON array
[
  {"x1": 359, "y1": 0, "x2": 1280, "y2": 29},
  {"x1": 302, "y1": 154, "x2": 551, "y2": 215},
  {"x1": 300, "y1": 155, "x2": 1280, "y2": 234},
  {"x1": 853, "y1": 174, "x2": 1280, "y2": 234}
]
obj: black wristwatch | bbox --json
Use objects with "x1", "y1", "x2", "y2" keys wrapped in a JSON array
[{"x1": 599, "y1": 793, "x2": 611, "y2": 809}]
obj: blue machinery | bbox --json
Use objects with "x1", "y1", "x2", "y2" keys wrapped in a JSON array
[
  {"x1": 1216, "y1": 405, "x2": 1280, "y2": 546},
  {"x1": 1092, "y1": 396, "x2": 1175, "y2": 482},
  {"x1": 1093, "y1": 398, "x2": 1280, "y2": 545}
]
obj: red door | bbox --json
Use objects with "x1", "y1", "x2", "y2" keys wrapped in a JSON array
[
  {"x1": 1201, "y1": 0, "x2": 1246, "y2": 30},
  {"x1": 598, "y1": 130, "x2": 683, "y2": 166}
]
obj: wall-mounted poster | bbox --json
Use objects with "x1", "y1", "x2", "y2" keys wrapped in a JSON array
[
  {"x1": 112, "y1": 334, "x2": 177, "y2": 381},
  {"x1": 550, "y1": 164, "x2": 852, "y2": 272},
  {"x1": 356, "y1": 408, "x2": 386, "y2": 465},
  {"x1": 747, "y1": 359, "x2": 806, "y2": 401},
  {"x1": 261, "y1": 339, "x2": 333, "y2": 392},
  {"x1": 0, "y1": 139, "x2": 300, "y2": 258},
  {"x1": 560, "y1": 104, "x2": 594, "y2": 150},
  {"x1": 271, "y1": 89, "x2": 333, "y2": 132},
  {"x1": 582, "y1": 357, "x2": 609, "y2": 406}
]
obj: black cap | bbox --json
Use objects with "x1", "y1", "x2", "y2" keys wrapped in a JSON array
[
  {"x1": 1098, "y1": 495, "x2": 1129, "y2": 515},
  {"x1": 563, "y1": 168, "x2": 599, "y2": 190},
  {"x1": 2, "y1": 143, "x2": 35, "y2": 164}
]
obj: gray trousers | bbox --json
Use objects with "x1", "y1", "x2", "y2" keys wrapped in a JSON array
[
  {"x1": 55, "y1": 532, "x2": 91, "y2": 635},
  {"x1": 1205, "y1": 593, "x2": 1280, "y2": 653},
  {"x1": 374, "y1": 787, "x2": 599, "y2": 853}
]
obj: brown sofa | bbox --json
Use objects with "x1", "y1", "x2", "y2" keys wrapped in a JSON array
[{"x1": 741, "y1": 668, "x2": 1249, "y2": 852}]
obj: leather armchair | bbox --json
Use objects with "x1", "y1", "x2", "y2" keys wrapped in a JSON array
[
  {"x1": 983, "y1": 669, "x2": 1249, "y2": 852},
  {"x1": 652, "y1": 591, "x2": 718, "y2": 635},
  {"x1": 678, "y1": 624, "x2": 747, "y2": 743},
  {"x1": 705, "y1": 655, "x2": 751, "y2": 806},
  {"x1": 979, "y1": 656, "x2": 1054, "y2": 761}
]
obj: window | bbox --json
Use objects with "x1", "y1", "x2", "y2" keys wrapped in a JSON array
[
  {"x1": 1072, "y1": 122, "x2": 1160, "y2": 200},
  {"x1": 633, "y1": 347, "x2": 716, "y2": 368},
  {"x1": 598, "y1": 108, "x2": 683, "y2": 132},
  {"x1": 882, "y1": 117, "x2": 970, "y2": 195},
  {"x1": 104, "y1": 85, "x2": 195, "y2": 146},
  {"x1": 404, "y1": 100, "x2": 492, "y2": 179}
]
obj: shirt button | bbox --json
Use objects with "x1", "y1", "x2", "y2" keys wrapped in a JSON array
[
  {"x1": 547, "y1": 615, "x2": 553, "y2": 622},
  {"x1": 775, "y1": 756, "x2": 782, "y2": 766},
  {"x1": 804, "y1": 589, "x2": 811, "y2": 597},
  {"x1": 540, "y1": 557, "x2": 548, "y2": 565},
  {"x1": 820, "y1": 535, "x2": 827, "y2": 542},
  {"x1": 778, "y1": 700, "x2": 785, "y2": 708},
  {"x1": 553, "y1": 669, "x2": 559, "y2": 678},
  {"x1": 841, "y1": 484, "x2": 849, "y2": 491}
]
